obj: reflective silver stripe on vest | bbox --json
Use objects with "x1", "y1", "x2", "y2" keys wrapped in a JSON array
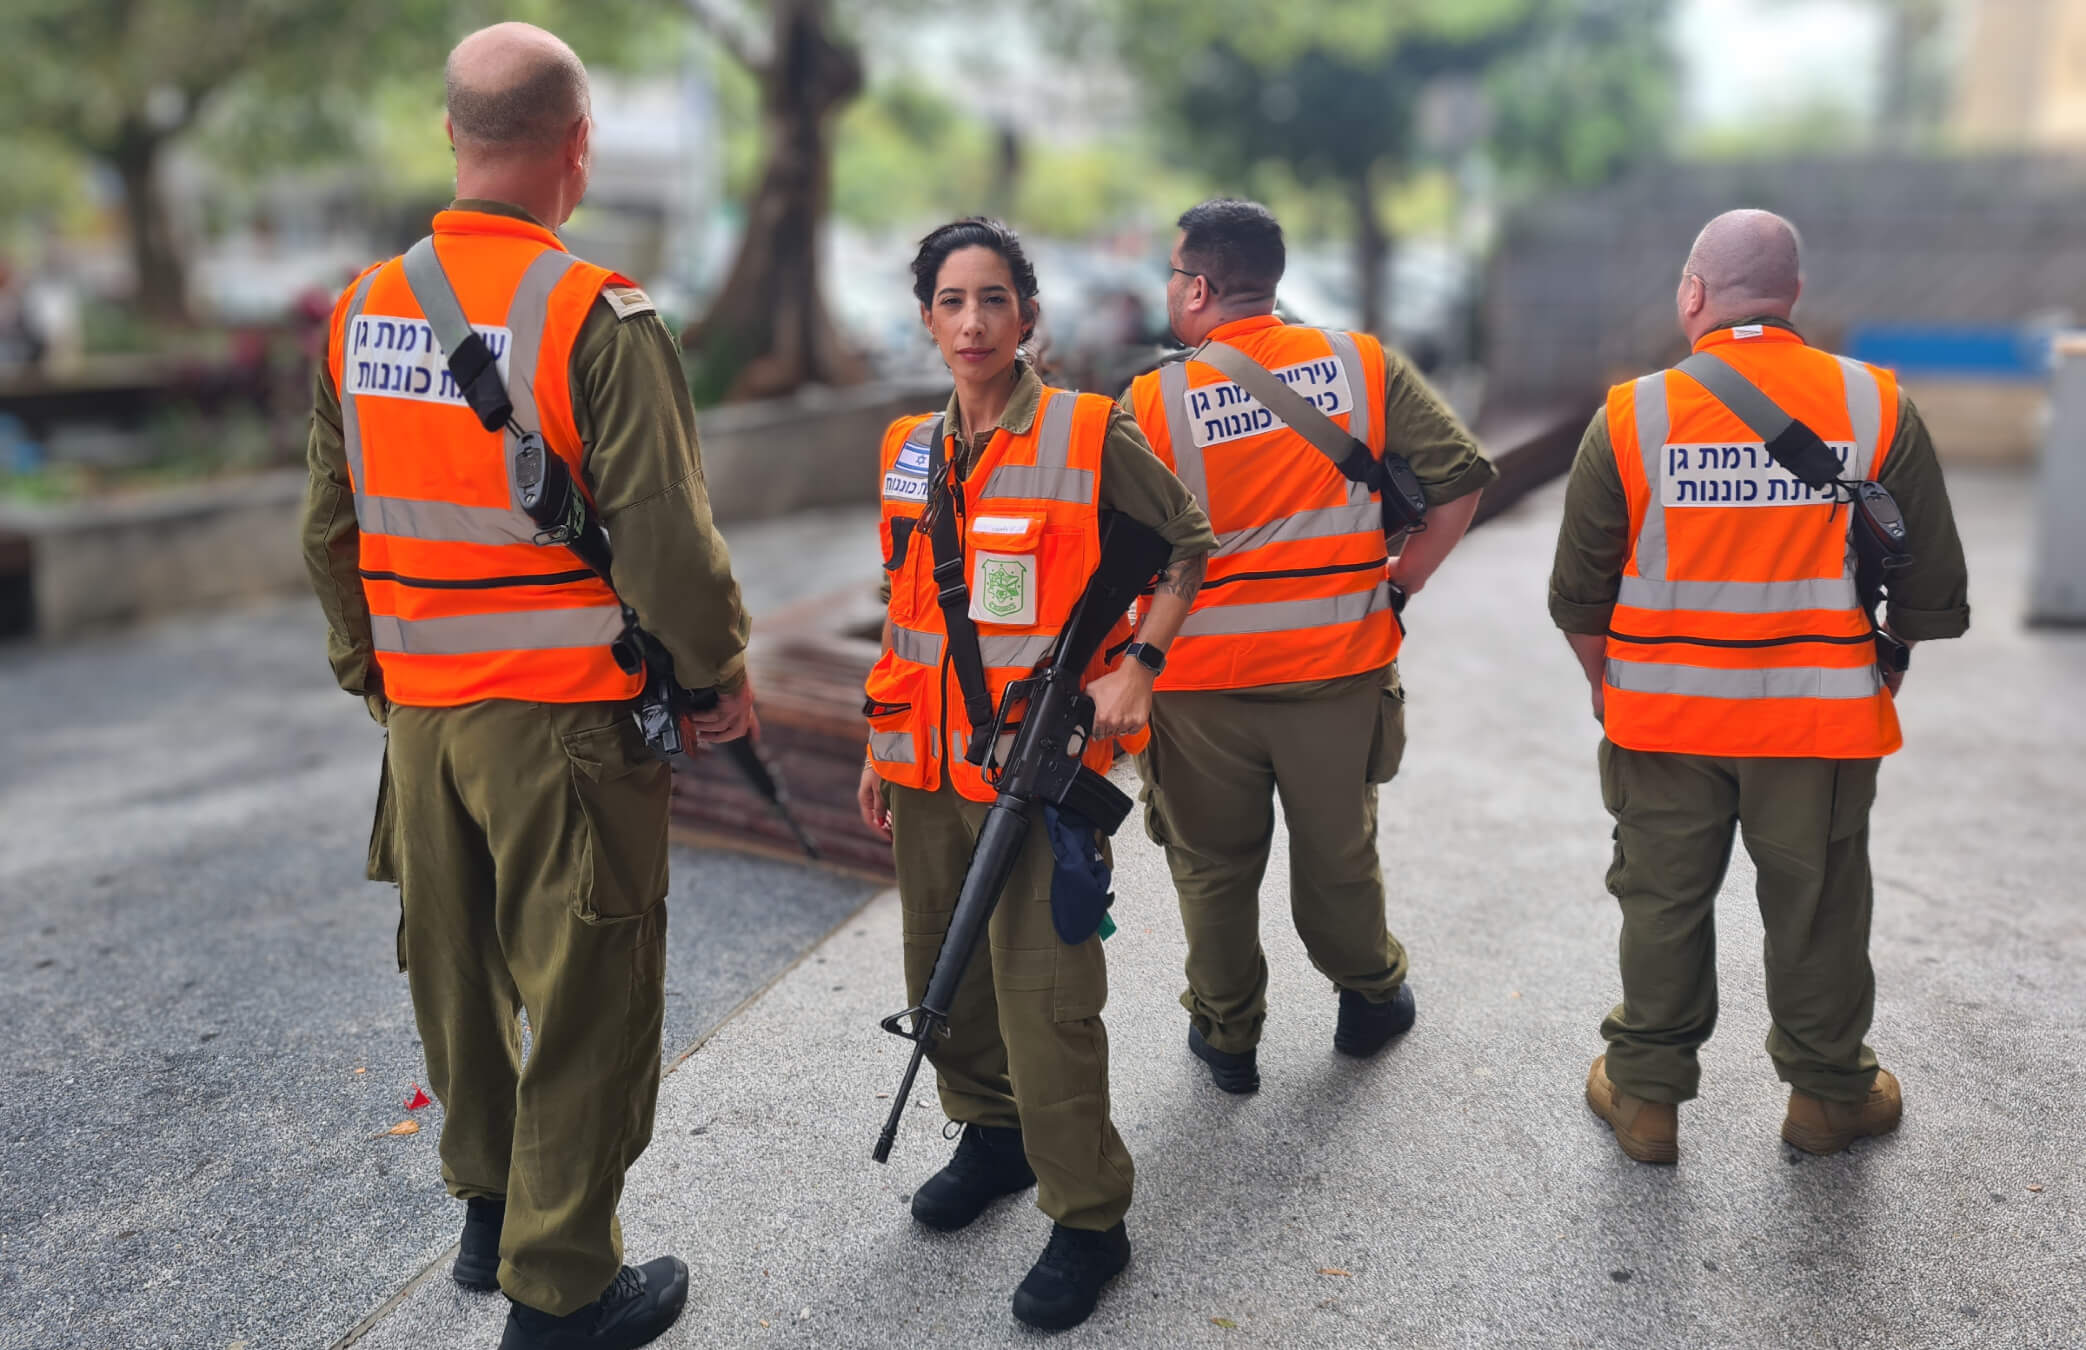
[
  {"x1": 1158, "y1": 361, "x2": 1210, "y2": 512},
  {"x1": 1178, "y1": 581, "x2": 1394, "y2": 638},
  {"x1": 370, "y1": 605, "x2": 625, "y2": 655},
  {"x1": 868, "y1": 730, "x2": 916, "y2": 764},
  {"x1": 342, "y1": 250, "x2": 583, "y2": 548},
  {"x1": 337, "y1": 269, "x2": 382, "y2": 489},
  {"x1": 1835, "y1": 357, "x2": 1881, "y2": 478},
  {"x1": 503, "y1": 251, "x2": 583, "y2": 509},
  {"x1": 358, "y1": 496, "x2": 538, "y2": 546},
  {"x1": 1631, "y1": 372, "x2": 1671, "y2": 581},
  {"x1": 976, "y1": 464, "x2": 1093, "y2": 504},
  {"x1": 1615, "y1": 575, "x2": 1860, "y2": 613},
  {"x1": 978, "y1": 632, "x2": 1057, "y2": 668},
  {"x1": 1321, "y1": 328, "x2": 1372, "y2": 448},
  {"x1": 1605, "y1": 658, "x2": 1881, "y2": 701},
  {"x1": 890, "y1": 625, "x2": 944, "y2": 666},
  {"x1": 1217, "y1": 499, "x2": 1380, "y2": 556},
  {"x1": 980, "y1": 391, "x2": 1091, "y2": 503}
]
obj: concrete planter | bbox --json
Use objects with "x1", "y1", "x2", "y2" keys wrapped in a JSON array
[{"x1": 0, "y1": 379, "x2": 948, "y2": 640}]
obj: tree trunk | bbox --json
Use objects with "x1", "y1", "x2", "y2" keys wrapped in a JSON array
[
  {"x1": 1351, "y1": 165, "x2": 1390, "y2": 338},
  {"x1": 111, "y1": 125, "x2": 189, "y2": 324},
  {"x1": 683, "y1": 0, "x2": 867, "y2": 402}
]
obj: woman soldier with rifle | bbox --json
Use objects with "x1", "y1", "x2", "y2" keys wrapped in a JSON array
[{"x1": 855, "y1": 218, "x2": 1213, "y2": 1332}]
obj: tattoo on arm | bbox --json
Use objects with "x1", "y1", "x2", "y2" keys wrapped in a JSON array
[{"x1": 1157, "y1": 556, "x2": 1206, "y2": 604}]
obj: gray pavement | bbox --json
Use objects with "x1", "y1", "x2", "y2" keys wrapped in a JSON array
[
  {"x1": 3, "y1": 472, "x2": 2080, "y2": 1349},
  {"x1": 0, "y1": 508, "x2": 885, "y2": 1350},
  {"x1": 354, "y1": 468, "x2": 2083, "y2": 1350}
]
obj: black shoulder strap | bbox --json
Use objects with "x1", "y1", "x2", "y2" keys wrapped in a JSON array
[
  {"x1": 1674, "y1": 351, "x2": 1845, "y2": 491},
  {"x1": 919, "y1": 417, "x2": 998, "y2": 765},
  {"x1": 400, "y1": 237, "x2": 514, "y2": 433}
]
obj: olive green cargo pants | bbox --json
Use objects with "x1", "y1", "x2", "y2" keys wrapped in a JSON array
[
  {"x1": 886, "y1": 779, "x2": 1134, "y2": 1232},
  {"x1": 1598, "y1": 738, "x2": 1883, "y2": 1105},
  {"x1": 1138, "y1": 669, "x2": 1409, "y2": 1056},
  {"x1": 375, "y1": 701, "x2": 671, "y2": 1317}
]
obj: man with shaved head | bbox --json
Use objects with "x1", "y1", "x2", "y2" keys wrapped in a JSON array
[
  {"x1": 1549, "y1": 209, "x2": 1969, "y2": 1164},
  {"x1": 303, "y1": 21, "x2": 749, "y2": 1348}
]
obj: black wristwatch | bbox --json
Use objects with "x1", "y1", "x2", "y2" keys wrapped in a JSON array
[{"x1": 1123, "y1": 641, "x2": 1167, "y2": 676}]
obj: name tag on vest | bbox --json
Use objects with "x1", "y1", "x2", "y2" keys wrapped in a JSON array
[
  {"x1": 1185, "y1": 357, "x2": 1353, "y2": 449},
  {"x1": 345, "y1": 317, "x2": 512, "y2": 406},
  {"x1": 1661, "y1": 441, "x2": 1854, "y2": 507}
]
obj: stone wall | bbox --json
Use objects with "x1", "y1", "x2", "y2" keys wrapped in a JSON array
[
  {"x1": 0, "y1": 379, "x2": 947, "y2": 639},
  {"x1": 1484, "y1": 153, "x2": 2086, "y2": 430}
]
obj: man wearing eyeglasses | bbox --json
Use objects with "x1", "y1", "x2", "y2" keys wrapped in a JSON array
[{"x1": 1124, "y1": 198, "x2": 1494, "y2": 1095}]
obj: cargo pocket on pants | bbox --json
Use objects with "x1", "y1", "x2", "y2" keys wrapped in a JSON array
[
  {"x1": 1052, "y1": 937, "x2": 1109, "y2": 1023},
  {"x1": 366, "y1": 745, "x2": 399, "y2": 885},
  {"x1": 1828, "y1": 758, "x2": 1880, "y2": 842},
  {"x1": 1366, "y1": 671, "x2": 1408, "y2": 784},
  {"x1": 561, "y1": 718, "x2": 672, "y2": 923},
  {"x1": 1598, "y1": 738, "x2": 1628, "y2": 899}
]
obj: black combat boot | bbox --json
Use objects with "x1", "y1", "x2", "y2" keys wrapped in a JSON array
[
  {"x1": 453, "y1": 1196, "x2": 505, "y2": 1292},
  {"x1": 1011, "y1": 1221, "x2": 1131, "y2": 1331},
  {"x1": 1187, "y1": 1024, "x2": 1260, "y2": 1094},
  {"x1": 498, "y1": 1257, "x2": 689, "y2": 1350},
  {"x1": 1334, "y1": 983, "x2": 1416, "y2": 1057},
  {"x1": 910, "y1": 1123, "x2": 1036, "y2": 1231}
]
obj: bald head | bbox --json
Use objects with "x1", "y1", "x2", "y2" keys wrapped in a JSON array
[
  {"x1": 1676, "y1": 210, "x2": 1802, "y2": 340},
  {"x1": 445, "y1": 23, "x2": 589, "y2": 158}
]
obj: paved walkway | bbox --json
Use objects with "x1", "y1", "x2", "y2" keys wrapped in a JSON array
[{"x1": 343, "y1": 469, "x2": 2084, "y2": 1350}]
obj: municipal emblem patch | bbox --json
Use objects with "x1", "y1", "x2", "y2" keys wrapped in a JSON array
[{"x1": 981, "y1": 558, "x2": 1029, "y2": 620}]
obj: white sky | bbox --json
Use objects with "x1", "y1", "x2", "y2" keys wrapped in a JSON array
[
  {"x1": 864, "y1": 0, "x2": 1896, "y2": 141},
  {"x1": 1672, "y1": 0, "x2": 1887, "y2": 130}
]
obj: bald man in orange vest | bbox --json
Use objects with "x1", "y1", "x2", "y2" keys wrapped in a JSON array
[
  {"x1": 303, "y1": 23, "x2": 747, "y2": 1348},
  {"x1": 1552, "y1": 209, "x2": 1970, "y2": 1165}
]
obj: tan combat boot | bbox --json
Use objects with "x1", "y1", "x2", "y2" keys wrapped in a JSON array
[
  {"x1": 1781, "y1": 1067, "x2": 1903, "y2": 1155},
  {"x1": 1585, "y1": 1054, "x2": 1679, "y2": 1164}
]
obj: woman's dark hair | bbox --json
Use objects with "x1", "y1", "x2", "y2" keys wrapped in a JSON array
[{"x1": 910, "y1": 217, "x2": 1040, "y2": 343}]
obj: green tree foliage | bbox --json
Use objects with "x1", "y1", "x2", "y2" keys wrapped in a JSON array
[
  {"x1": 1071, "y1": 0, "x2": 1675, "y2": 335},
  {"x1": 1485, "y1": 0, "x2": 1677, "y2": 189},
  {"x1": 0, "y1": 0, "x2": 661, "y2": 320}
]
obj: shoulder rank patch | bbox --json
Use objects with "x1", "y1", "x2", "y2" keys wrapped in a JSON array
[{"x1": 601, "y1": 285, "x2": 657, "y2": 321}]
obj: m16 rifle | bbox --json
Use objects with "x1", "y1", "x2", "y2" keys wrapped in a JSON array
[{"x1": 870, "y1": 510, "x2": 1171, "y2": 1164}]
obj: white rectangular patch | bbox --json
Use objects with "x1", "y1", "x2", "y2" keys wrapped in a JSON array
[
  {"x1": 602, "y1": 286, "x2": 656, "y2": 320},
  {"x1": 882, "y1": 470, "x2": 929, "y2": 503},
  {"x1": 1731, "y1": 324, "x2": 1765, "y2": 339},
  {"x1": 970, "y1": 551, "x2": 1037, "y2": 626},
  {"x1": 344, "y1": 317, "x2": 510, "y2": 406},
  {"x1": 1186, "y1": 357, "x2": 1353, "y2": 449},
  {"x1": 1660, "y1": 441, "x2": 1853, "y2": 507},
  {"x1": 896, "y1": 444, "x2": 931, "y2": 474},
  {"x1": 970, "y1": 516, "x2": 1030, "y2": 536}
]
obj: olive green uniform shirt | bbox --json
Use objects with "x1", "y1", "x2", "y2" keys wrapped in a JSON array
[
  {"x1": 1123, "y1": 335, "x2": 1497, "y2": 698},
  {"x1": 880, "y1": 361, "x2": 1215, "y2": 601},
  {"x1": 303, "y1": 200, "x2": 751, "y2": 713},
  {"x1": 1547, "y1": 317, "x2": 1971, "y2": 642}
]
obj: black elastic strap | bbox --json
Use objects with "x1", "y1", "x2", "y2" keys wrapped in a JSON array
[{"x1": 922, "y1": 420, "x2": 999, "y2": 764}]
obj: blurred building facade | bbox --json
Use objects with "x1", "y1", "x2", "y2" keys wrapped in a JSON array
[{"x1": 1956, "y1": 0, "x2": 2086, "y2": 147}]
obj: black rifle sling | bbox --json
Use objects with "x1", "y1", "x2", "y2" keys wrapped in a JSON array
[
  {"x1": 1671, "y1": 352, "x2": 1912, "y2": 671},
  {"x1": 1194, "y1": 339, "x2": 1430, "y2": 529},
  {"x1": 921, "y1": 417, "x2": 999, "y2": 765}
]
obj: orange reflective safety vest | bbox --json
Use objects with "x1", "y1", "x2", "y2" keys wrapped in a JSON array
[
  {"x1": 1604, "y1": 324, "x2": 1902, "y2": 758},
  {"x1": 327, "y1": 210, "x2": 641, "y2": 708},
  {"x1": 1126, "y1": 316, "x2": 1401, "y2": 689},
  {"x1": 864, "y1": 387, "x2": 1146, "y2": 803}
]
